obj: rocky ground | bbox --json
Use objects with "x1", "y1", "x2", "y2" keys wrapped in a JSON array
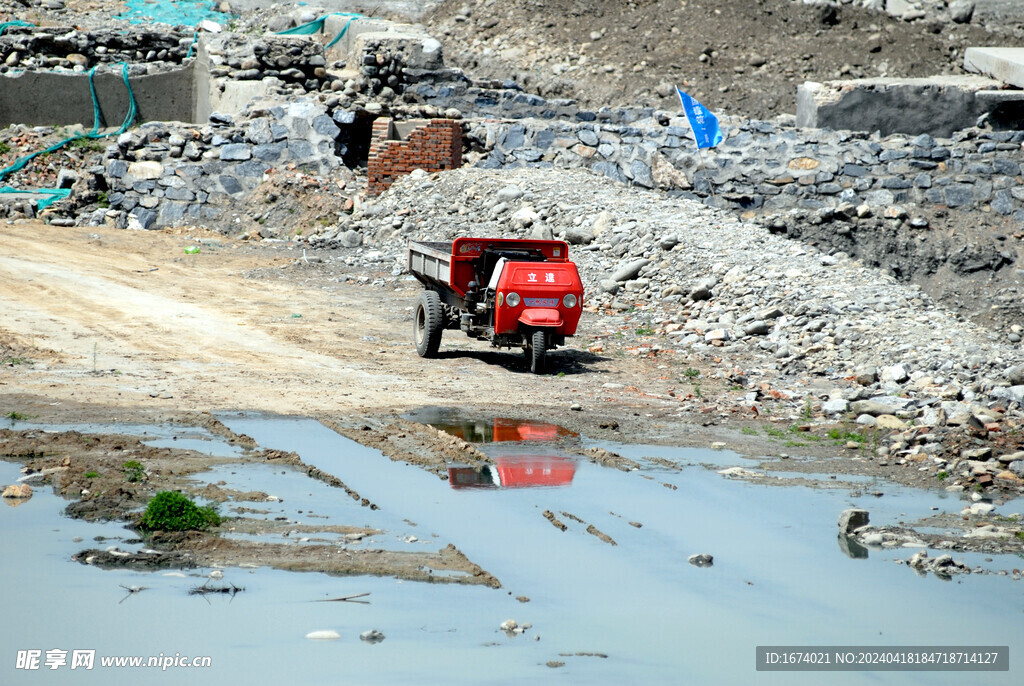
[{"x1": 424, "y1": 0, "x2": 1018, "y2": 120}]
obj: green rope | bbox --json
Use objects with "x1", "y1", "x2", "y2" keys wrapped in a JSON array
[
  {"x1": 0, "y1": 63, "x2": 138, "y2": 196},
  {"x1": 0, "y1": 186, "x2": 70, "y2": 210},
  {"x1": 274, "y1": 12, "x2": 362, "y2": 49},
  {"x1": 185, "y1": 31, "x2": 199, "y2": 59},
  {"x1": 0, "y1": 20, "x2": 33, "y2": 35}
]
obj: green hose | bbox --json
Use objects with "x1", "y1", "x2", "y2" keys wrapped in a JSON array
[{"x1": 0, "y1": 63, "x2": 139, "y2": 211}]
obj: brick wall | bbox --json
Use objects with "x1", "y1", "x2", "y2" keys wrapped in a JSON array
[{"x1": 367, "y1": 118, "x2": 462, "y2": 195}]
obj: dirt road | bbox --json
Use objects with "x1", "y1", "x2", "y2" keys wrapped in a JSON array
[{"x1": 0, "y1": 220, "x2": 703, "y2": 437}]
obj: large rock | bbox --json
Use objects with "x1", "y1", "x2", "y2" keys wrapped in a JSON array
[
  {"x1": 610, "y1": 258, "x2": 649, "y2": 282},
  {"x1": 2, "y1": 484, "x2": 32, "y2": 499},
  {"x1": 838, "y1": 508, "x2": 869, "y2": 534}
]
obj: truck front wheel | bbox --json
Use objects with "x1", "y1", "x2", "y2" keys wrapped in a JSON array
[
  {"x1": 414, "y1": 291, "x2": 444, "y2": 357},
  {"x1": 529, "y1": 329, "x2": 547, "y2": 374}
]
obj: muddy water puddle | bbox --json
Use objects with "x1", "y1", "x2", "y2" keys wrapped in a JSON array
[{"x1": 2, "y1": 418, "x2": 1022, "y2": 684}]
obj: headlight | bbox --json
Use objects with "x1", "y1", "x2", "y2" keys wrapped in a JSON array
[
  {"x1": 562, "y1": 293, "x2": 578, "y2": 308},
  {"x1": 506, "y1": 292, "x2": 521, "y2": 307}
]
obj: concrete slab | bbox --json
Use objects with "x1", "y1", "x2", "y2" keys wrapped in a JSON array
[{"x1": 964, "y1": 47, "x2": 1024, "y2": 89}]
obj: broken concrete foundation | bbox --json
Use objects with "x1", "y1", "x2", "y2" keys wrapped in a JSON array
[{"x1": 796, "y1": 76, "x2": 1024, "y2": 137}]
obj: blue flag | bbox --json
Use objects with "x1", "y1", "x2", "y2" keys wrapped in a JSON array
[{"x1": 676, "y1": 87, "x2": 722, "y2": 149}]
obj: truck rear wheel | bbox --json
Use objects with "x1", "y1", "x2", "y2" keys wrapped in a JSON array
[
  {"x1": 529, "y1": 329, "x2": 547, "y2": 374},
  {"x1": 414, "y1": 290, "x2": 444, "y2": 357}
]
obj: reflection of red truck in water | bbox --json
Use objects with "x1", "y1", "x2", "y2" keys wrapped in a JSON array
[
  {"x1": 436, "y1": 417, "x2": 578, "y2": 444},
  {"x1": 407, "y1": 238, "x2": 584, "y2": 374},
  {"x1": 448, "y1": 455, "x2": 577, "y2": 490}
]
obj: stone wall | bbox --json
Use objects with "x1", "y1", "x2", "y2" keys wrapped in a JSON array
[
  {"x1": 103, "y1": 97, "x2": 341, "y2": 230},
  {"x1": 466, "y1": 115, "x2": 1024, "y2": 221},
  {"x1": 367, "y1": 118, "x2": 461, "y2": 195}
]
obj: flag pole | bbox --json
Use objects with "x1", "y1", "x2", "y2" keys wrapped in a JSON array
[
  {"x1": 676, "y1": 87, "x2": 721, "y2": 209},
  {"x1": 694, "y1": 144, "x2": 718, "y2": 209}
]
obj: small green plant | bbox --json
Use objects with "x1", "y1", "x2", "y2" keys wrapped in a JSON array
[
  {"x1": 83, "y1": 471, "x2": 100, "y2": 479},
  {"x1": 122, "y1": 460, "x2": 146, "y2": 483},
  {"x1": 683, "y1": 367, "x2": 700, "y2": 378},
  {"x1": 741, "y1": 427, "x2": 758, "y2": 436},
  {"x1": 729, "y1": 385, "x2": 744, "y2": 391},
  {"x1": 557, "y1": 371, "x2": 566, "y2": 377},
  {"x1": 96, "y1": 191, "x2": 109, "y2": 208},
  {"x1": 765, "y1": 426, "x2": 786, "y2": 438},
  {"x1": 139, "y1": 491, "x2": 221, "y2": 532},
  {"x1": 4, "y1": 411, "x2": 29, "y2": 421},
  {"x1": 693, "y1": 383, "x2": 703, "y2": 398},
  {"x1": 3, "y1": 357, "x2": 30, "y2": 365},
  {"x1": 827, "y1": 429, "x2": 865, "y2": 443},
  {"x1": 295, "y1": 227, "x2": 303, "y2": 236},
  {"x1": 802, "y1": 398, "x2": 814, "y2": 420},
  {"x1": 1015, "y1": 531, "x2": 1024, "y2": 541},
  {"x1": 936, "y1": 470, "x2": 949, "y2": 482},
  {"x1": 635, "y1": 327, "x2": 655, "y2": 336},
  {"x1": 69, "y1": 137, "x2": 104, "y2": 152},
  {"x1": 0, "y1": 141, "x2": 10, "y2": 155}
]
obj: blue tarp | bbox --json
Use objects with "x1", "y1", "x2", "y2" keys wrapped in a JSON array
[{"x1": 116, "y1": 0, "x2": 231, "y2": 26}]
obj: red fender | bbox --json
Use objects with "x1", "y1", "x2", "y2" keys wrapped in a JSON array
[{"x1": 518, "y1": 308, "x2": 563, "y2": 327}]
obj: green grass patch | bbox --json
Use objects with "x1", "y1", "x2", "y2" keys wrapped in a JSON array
[
  {"x1": 122, "y1": 460, "x2": 145, "y2": 483},
  {"x1": 139, "y1": 491, "x2": 221, "y2": 532},
  {"x1": 765, "y1": 426, "x2": 786, "y2": 438},
  {"x1": 0, "y1": 141, "x2": 10, "y2": 155},
  {"x1": 69, "y1": 137, "x2": 104, "y2": 152},
  {"x1": 4, "y1": 411, "x2": 30, "y2": 421},
  {"x1": 936, "y1": 470, "x2": 949, "y2": 482},
  {"x1": 741, "y1": 427, "x2": 758, "y2": 436},
  {"x1": 683, "y1": 367, "x2": 700, "y2": 378},
  {"x1": 83, "y1": 471, "x2": 100, "y2": 479},
  {"x1": 827, "y1": 429, "x2": 866, "y2": 443},
  {"x1": 635, "y1": 327, "x2": 655, "y2": 336}
]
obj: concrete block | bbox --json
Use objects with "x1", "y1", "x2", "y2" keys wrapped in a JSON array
[
  {"x1": 324, "y1": 17, "x2": 442, "y2": 70},
  {"x1": 964, "y1": 47, "x2": 1024, "y2": 88},
  {"x1": 797, "y1": 76, "x2": 1005, "y2": 137},
  {"x1": 0, "y1": 64, "x2": 195, "y2": 128}
]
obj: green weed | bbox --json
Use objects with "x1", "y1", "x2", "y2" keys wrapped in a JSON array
[
  {"x1": 0, "y1": 141, "x2": 9, "y2": 155},
  {"x1": 83, "y1": 471, "x2": 100, "y2": 479},
  {"x1": 139, "y1": 491, "x2": 220, "y2": 532},
  {"x1": 4, "y1": 411, "x2": 30, "y2": 421},
  {"x1": 936, "y1": 470, "x2": 949, "y2": 481},
  {"x1": 70, "y1": 137, "x2": 104, "y2": 152},
  {"x1": 693, "y1": 384, "x2": 702, "y2": 398},
  {"x1": 635, "y1": 327, "x2": 655, "y2": 336},
  {"x1": 122, "y1": 460, "x2": 146, "y2": 483},
  {"x1": 765, "y1": 426, "x2": 786, "y2": 438},
  {"x1": 741, "y1": 427, "x2": 758, "y2": 436},
  {"x1": 827, "y1": 429, "x2": 866, "y2": 443},
  {"x1": 683, "y1": 367, "x2": 700, "y2": 378}
]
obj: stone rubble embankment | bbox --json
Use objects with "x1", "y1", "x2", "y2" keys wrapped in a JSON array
[{"x1": 347, "y1": 165, "x2": 1024, "y2": 492}]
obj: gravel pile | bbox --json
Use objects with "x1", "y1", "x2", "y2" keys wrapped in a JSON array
[{"x1": 351, "y1": 166, "x2": 1024, "y2": 409}]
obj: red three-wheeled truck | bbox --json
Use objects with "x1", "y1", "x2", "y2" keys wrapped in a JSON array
[{"x1": 407, "y1": 238, "x2": 584, "y2": 374}]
